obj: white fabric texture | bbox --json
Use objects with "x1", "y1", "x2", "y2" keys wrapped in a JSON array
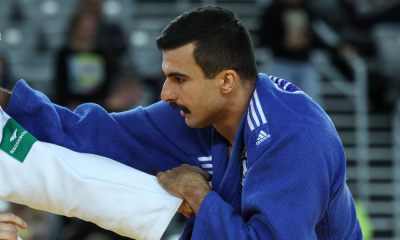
[{"x1": 0, "y1": 109, "x2": 182, "y2": 240}]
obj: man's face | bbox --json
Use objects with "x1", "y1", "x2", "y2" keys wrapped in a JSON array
[{"x1": 161, "y1": 43, "x2": 225, "y2": 128}]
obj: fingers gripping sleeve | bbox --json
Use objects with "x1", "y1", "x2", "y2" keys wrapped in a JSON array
[{"x1": 0, "y1": 109, "x2": 182, "y2": 240}]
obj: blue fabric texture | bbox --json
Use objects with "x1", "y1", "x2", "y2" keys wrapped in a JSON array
[{"x1": 6, "y1": 73, "x2": 362, "y2": 239}]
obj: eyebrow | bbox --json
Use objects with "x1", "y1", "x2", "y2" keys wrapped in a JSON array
[{"x1": 166, "y1": 71, "x2": 190, "y2": 78}]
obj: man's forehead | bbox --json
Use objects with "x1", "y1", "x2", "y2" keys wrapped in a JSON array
[
  {"x1": 162, "y1": 58, "x2": 188, "y2": 77},
  {"x1": 162, "y1": 43, "x2": 198, "y2": 76}
]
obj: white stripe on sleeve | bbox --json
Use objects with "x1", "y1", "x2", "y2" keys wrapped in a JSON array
[
  {"x1": 247, "y1": 110, "x2": 255, "y2": 130},
  {"x1": 283, "y1": 82, "x2": 291, "y2": 90},
  {"x1": 198, "y1": 156, "x2": 212, "y2": 162},
  {"x1": 250, "y1": 99, "x2": 260, "y2": 127},
  {"x1": 201, "y1": 164, "x2": 213, "y2": 168},
  {"x1": 254, "y1": 90, "x2": 267, "y2": 124}
]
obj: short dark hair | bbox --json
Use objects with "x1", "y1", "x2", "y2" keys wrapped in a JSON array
[{"x1": 156, "y1": 6, "x2": 258, "y2": 84}]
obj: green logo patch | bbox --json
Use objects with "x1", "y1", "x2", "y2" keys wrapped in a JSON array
[{"x1": 0, "y1": 118, "x2": 37, "y2": 163}]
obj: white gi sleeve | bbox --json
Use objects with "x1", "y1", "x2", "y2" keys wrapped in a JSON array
[{"x1": 0, "y1": 108, "x2": 182, "y2": 240}]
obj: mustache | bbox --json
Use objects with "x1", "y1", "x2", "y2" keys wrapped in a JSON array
[{"x1": 169, "y1": 102, "x2": 191, "y2": 114}]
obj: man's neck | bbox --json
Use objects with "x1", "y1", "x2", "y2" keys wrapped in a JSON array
[{"x1": 213, "y1": 82, "x2": 255, "y2": 148}]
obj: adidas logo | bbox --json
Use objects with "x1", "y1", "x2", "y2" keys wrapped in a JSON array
[
  {"x1": 256, "y1": 130, "x2": 270, "y2": 145},
  {"x1": 10, "y1": 129, "x2": 17, "y2": 142}
]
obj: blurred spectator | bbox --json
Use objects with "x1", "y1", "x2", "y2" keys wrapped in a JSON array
[
  {"x1": 370, "y1": 23, "x2": 400, "y2": 111},
  {"x1": 259, "y1": 0, "x2": 356, "y2": 106},
  {"x1": 0, "y1": 49, "x2": 12, "y2": 90},
  {"x1": 55, "y1": 12, "x2": 114, "y2": 110},
  {"x1": 80, "y1": 0, "x2": 128, "y2": 65},
  {"x1": 339, "y1": 0, "x2": 400, "y2": 112},
  {"x1": 340, "y1": 0, "x2": 400, "y2": 29},
  {"x1": 104, "y1": 76, "x2": 143, "y2": 112}
]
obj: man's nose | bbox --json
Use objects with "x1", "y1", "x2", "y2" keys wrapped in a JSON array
[{"x1": 161, "y1": 79, "x2": 178, "y2": 102}]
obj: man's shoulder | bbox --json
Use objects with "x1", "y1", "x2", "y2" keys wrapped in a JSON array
[
  {"x1": 254, "y1": 73, "x2": 331, "y2": 129},
  {"x1": 245, "y1": 74, "x2": 341, "y2": 156}
]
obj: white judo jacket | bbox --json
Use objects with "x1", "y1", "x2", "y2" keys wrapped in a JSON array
[{"x1": 0, "y1": 107, "x2": 181, "y2": 240}]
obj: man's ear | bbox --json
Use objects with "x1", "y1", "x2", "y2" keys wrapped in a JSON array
[{"x1": 220, "y1": 70, "x2": 237, "y2": 94}]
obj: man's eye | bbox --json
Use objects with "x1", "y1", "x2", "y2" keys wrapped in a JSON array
[{"x1": 177, "y1": 78, "x2": 184, "y2": 83}]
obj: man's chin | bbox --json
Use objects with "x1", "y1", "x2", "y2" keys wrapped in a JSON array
[
  {"x1": 184, "y1": 117, "x2": 209, "y2": 129},
  {"x1": 184, "y1": 117, "x2": 196, "y2": 128}
]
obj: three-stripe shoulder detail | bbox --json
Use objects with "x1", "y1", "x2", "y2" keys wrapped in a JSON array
[
  {"x1": 269, "y1": 75, "x2": 303, "y2": 93},
  {"x1": 247, "y1": 89, "x2": 267, "y2": 131}
]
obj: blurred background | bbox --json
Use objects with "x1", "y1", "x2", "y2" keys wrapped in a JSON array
[{"x1": 0, "y1": 0, "x2": 399, "y2": 239}]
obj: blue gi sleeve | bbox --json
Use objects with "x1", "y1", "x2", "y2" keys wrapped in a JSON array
[
  {"x1": 191, "y1": 131, "x2": 362, "y2": 239},
  {"x1": 6, "y1": 80, "x2": 211, "y2": 175}
]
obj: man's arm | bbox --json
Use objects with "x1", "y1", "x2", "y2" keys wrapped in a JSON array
[
  {"x1": 0, "y1": 109, "x2": 182, "y2": 240},
  {"x1": 0, "y1": 143, "x2": 182, "y2": 240},
  {"x1": 3, "y1": 80, "x2": 211, "y2": 175}
]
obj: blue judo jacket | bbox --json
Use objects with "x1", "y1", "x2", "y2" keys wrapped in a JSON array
[{"x1": 6, "y1": 73, "x2": 362, "y2": 239}]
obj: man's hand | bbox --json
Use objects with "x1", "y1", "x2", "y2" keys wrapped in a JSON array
[
  {"x1": 157, "y1": 164, "x2": 211, "y2": 216},
  {"x1": 0, "y1": 213, "x2": 27, "y2": 240}
]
